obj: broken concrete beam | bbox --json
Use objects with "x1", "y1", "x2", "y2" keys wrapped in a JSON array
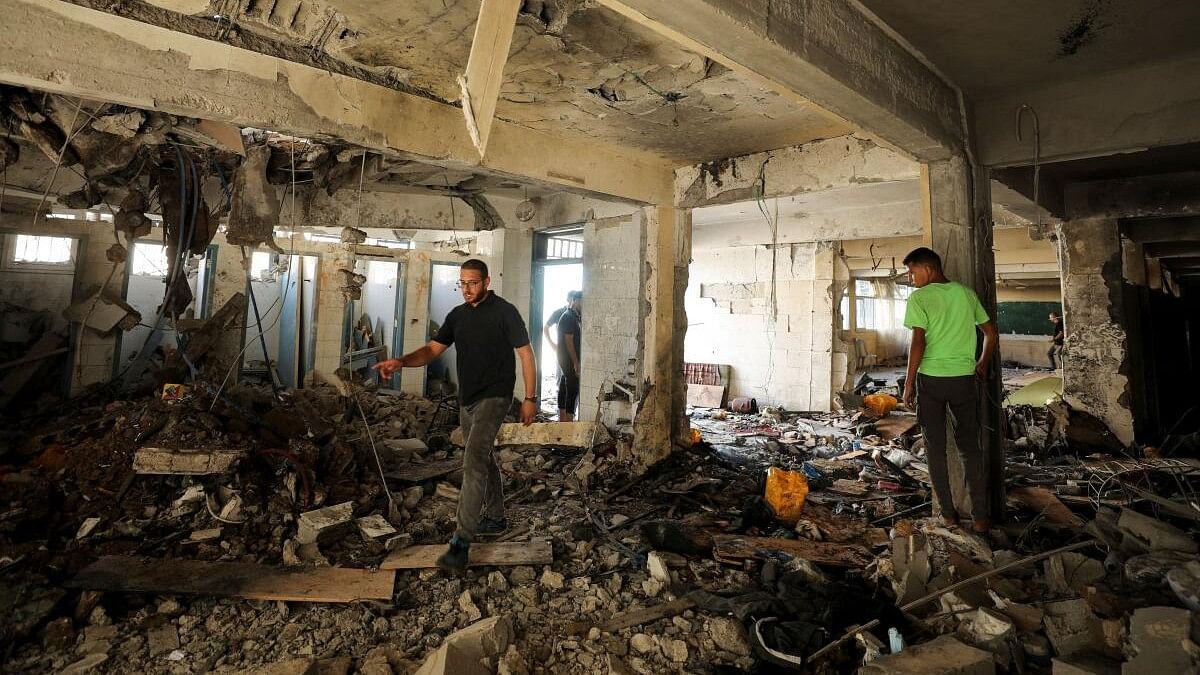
[
  {"x1": 297, "y1": 502, "x2": 355, "y2": 545},
  {"x1": 453, "y1": 421, "x2": 609, "y2": 448},
  {"x1": 859, "y1": 635, "x2": 994, "y2": 675},
  {"x1": 413, "y1": 615, "x2": 514, "y2": 675},
  {"x1": 356, "y1": 514, "x2": 397, "y2": 541},
  {"x1": 381, "y1": 540, "x2": 553, "y2": 570},
  {"x1": 1123, "y1": 606, "x2": 1193, "y2": 675},
  {"x1": 132, "y1": 448, "x2": 242, "y2": 475},
  {"x1": 1117, "y1": 508, "x2": 1199, "y2": 554}
]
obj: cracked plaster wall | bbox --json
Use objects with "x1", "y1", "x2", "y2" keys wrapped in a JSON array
[{"x1": 686, "y1": 242, "x2": 837, "y2": 411}]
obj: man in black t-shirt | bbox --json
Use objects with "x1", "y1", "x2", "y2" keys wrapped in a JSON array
[
  {"x1": 542, "y1": 290, "x2": 577, "y2": 355},
  {"x1": 555, "y1": 291, "x2": 582, "y2": 421},
  {"x1": 1048, "y1": 311, "x2": 1064, "y2": 370},
  {"x1": 374, "y1": 259, "x2": 537, "y2": 571}
]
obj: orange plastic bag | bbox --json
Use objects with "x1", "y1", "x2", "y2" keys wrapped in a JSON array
[
  {"x1": 765, "y1": 467, "x2": 809, "y2": 522},
  {"x1": 863, "y1": 393, "x2": 899, "y2": 417}
]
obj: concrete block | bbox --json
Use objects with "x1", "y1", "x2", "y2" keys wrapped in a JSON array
[
  {"x1": 413, "y1": 615, "x2": 514, "y2": 675},
  {"x1": 1118, "y1": 508, "x2": 1198, "y2": 554},
  {"x1": 1123, "y1": 606, "x2": 1192, "y2": 675},
  {"x1": 1043, "y1": 599, "x2": 1103, "y2": 658},
  {"x1": 297, "y1": 502, "x2": 355, "y2": 545},
  {"x1": 859, "y1": 635, "x2": 994, "y2": 675}
]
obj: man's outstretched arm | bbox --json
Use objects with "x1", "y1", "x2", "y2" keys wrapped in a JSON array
[
  {"x1": 976, "y1": 321, "x2": 999, "y2": 379},
  {"x1": 373, "y1": 340, "x2": 448, "y2": 377},
  {"x1": 903, "y1": 327, "x2": 926, "y2": 408}
]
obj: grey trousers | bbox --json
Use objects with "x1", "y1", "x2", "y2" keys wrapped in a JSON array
[
  {"x1": 1048, "y1": 344, "x2": 1062, "y2": 369},
  {"x1": 916, "y1": 374, "x2": 988, "y2": 521},
  {"x1": 454, "y1": 396, "x2": 508, "y2": 543}
]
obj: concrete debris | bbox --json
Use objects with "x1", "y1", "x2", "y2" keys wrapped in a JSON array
[
  {"x1": 297, "y1": 502, "x2": 355, "y2": 545},
  {"x1": 1043, "y1": 599, "x2": 1103, "y2": 658},
  {"x1": 859, "y1": 635, "x2": 994, "y2": 675},
  {"x1": 413, "y1": 615, "x2": 514, "y2": 675},
  {"x1": 355, "y1": 514, "x2": 397, "y2": 541},
  {"x1": 226, "y1": 144, "x2": 283, "y2": 251},
  {"x1": 1117, "y1": 508, "x2": 1199, "y2": 554}
]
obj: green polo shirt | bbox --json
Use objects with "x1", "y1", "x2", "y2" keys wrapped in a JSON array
[{"x1": 903, "y1": 281, "x2": 989, "y2": 377}]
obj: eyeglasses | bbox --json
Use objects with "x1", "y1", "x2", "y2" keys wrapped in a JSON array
[{"x1": 456, "y1": 279, "x2": 484, "y2": 290}]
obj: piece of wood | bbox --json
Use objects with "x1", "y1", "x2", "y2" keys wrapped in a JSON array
[
  {"x1": 66, "y1": 556, "x2": 394, "y2": 603},
  {"x1": 712, "y1": 534, "x2": 873, "y2": 568},
  {"x1": 381, "y1": 539, "x2": 552, "y2": 570},
  {"x1": 388, "y1": 458, "x2": 462, "y2": 483},
  {"x1": 1007, "y1": 486, "x2": 1085, "y2": 528},
  {"x1": 568, "y1": 597, "x2": 697, "y2": 637},
  {"x1": 133, "y1": 447, "x2": 243, "y2": 475},
  {"x1": 686, "y1": 383, "x2": 726, "y2": 408},
  {"x1": 494, "y1": 422, "x2": 609, "y2": 448},
  {"x1": 460, "y1": 0, "x2": 522, "y2": 155}
]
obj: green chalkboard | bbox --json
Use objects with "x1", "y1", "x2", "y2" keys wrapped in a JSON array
[{"x1": 996, "y1": 301, "x2": 1062, "y2": 336}]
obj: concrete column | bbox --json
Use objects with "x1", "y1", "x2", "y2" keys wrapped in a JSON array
[
  {"x1": 920, "y1": 155, "x2": 1004, "y2": 521},
  {"x1": 632, "y1": 205, "x2": 691, "y2": 467},
  {"x1": 1058, "y1": 218, "x2": 1135, "y2": 445}
]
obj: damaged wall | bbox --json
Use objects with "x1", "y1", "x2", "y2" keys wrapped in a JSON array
[
  {"x1": 1058, "y1": 218, "x2": 1134, "y2": 445},
  {"x1": 686, "y1": 242, "x2": 837, "y2": 411}
]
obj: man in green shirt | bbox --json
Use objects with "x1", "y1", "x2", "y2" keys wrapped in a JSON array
[{"x1": 901, "y1": 247, "x2": 999, "y2": 533}]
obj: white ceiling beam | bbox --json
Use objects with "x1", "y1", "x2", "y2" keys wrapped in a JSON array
[
  {"x1": 0, "y1": 0, "x2": 674, "y2": 205},
  {"x1": 595, "y1": 0, "x2": 963, "y2": 162},
  {"x1": 460, "y1": 0, "x2": 522, "y2": 158}
]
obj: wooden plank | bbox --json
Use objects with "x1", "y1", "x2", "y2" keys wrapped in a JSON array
[
  {"x1": 1007, "y1": 486, "x2": 1085, "y2": 528},
  {"x1": 460, "y1": 0, "x2": 522, "y2": 155},
  {"x1": 686, "y1": 383, "x2": 725, "y2": 408},
  {"x1": 388, "y1": 458, "x2": 462, "y2": 484},
  {"x1": 712, "y1": 534, "x2": 873, "y2": 568},
  {"x1": 494, "y1": 421, "x2": 608, "y2": 448},
  {"x1": 381, "y1": 539, "x2": 552, "y2": 570},
  {"x1": 133, "y1": 447, "x2": 243, "y2": 475},
  {"x1": 568, "y1": 596, "x2": 697, "y2": 636},
  {"x1": 66, "y1": 556, "x2": 395, "y2": 603}
]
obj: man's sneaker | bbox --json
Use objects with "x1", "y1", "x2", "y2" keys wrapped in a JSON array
[
  {"x1": 436, "y1": 537, "x2": 470, "y2": 572},
  {"x1": 477, "y1": 517, "x2": 509, "y2": 535}
]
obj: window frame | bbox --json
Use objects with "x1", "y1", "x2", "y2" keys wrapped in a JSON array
[{"x1": 4, "y1": 233, "x2": 79, "y2": 272}]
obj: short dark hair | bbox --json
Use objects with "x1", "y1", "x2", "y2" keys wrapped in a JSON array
[
  {"x1": 1050, "y1": 311, "x2": 1060, "y2": 318},
  {"x1": 568, "y1": 290, "x2": 583, "y2": 301},
  {"x1": 903, "y1": 247, "x2": 943, "y2": 269},
  {"x1": 461, "y1": 259, "x2": 489, "y2": 278}
]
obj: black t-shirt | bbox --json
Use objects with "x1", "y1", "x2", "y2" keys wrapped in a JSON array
[
  {"x1": 433, "y1": 292, "x2": 530, "y2": 405},
  {"x1": 1051, "y1": 318, "x2": 1064, "y2": 345},
  {"x1": 556, "y1": 308, "x2": 581, "y2": 377},
  {"x1": 546, "y1": 306, "x2": 567, "y2": 328}
]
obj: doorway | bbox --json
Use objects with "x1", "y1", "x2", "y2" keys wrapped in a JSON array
[
  {"x1": 426, "y1": 262, "x2": 461, "y2": 398},
  {"x1": 240, "y1": 251, "x2": 320, "y2": 388},
  {"x1": 117, "y1": 240, "x2": 213, "y2": 373},
  {"x1": 344, "y1": 257, "x2": 406, "y2": 388},
  {"x1": 531, "y1": 228, "x2": 584, "y2": 414}
]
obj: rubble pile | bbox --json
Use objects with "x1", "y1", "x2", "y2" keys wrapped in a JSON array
[{"x1": 1, "y1": 366, "x2": 1199, "y2": 674}]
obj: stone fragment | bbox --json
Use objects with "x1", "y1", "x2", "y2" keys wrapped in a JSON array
[
  {"x1": 245, "y1": 658, "x2": 319, "y2": 675},
  {"x1": 859, "y1": 635, "x2": 993, "y2": 675},
  {"x1": 385, "y1": 533, "x2": 413, "y2": 552},
  {"x1": 189, "y1": 527, "x2": 222, "y2": 542},
  {"x1": 297, "y1": 502, "x2": 354, "y2": 545},
  {"x1": 664, "y1": 639, "x2": 688, "y2": 663},
  {"x1": 356, "y1": 514, "x2": 397, "y2": 540},
  {"x1": 488, "y1": 571, "x2": 510, "y2": 592},
  {"x1": 147, "y1": 625, "x2": 180, "y2": 656},
  {"x1": 76, "y1": 517, "x2": 101, "y2": 539},
  {"x1": 435, "y1": 483, "x2": 461, "y2": 501},
  {"x1": 630, "y1": 633, "x2": 657, "y2": 655},
  {"x1": 540, "y1": 569, "x2": 565, "y2": 590},
  {"x1": 413, "y1": 615, "x2": 514, "y2": 675},
  {"x1": 459, "y1": 590, "x2": 482, "y2": 622},
  {"x1": 647, "y1": 552, "x2": 671, "y2": 584},
  {"x1": 708, "y1": 617, "x2": 751, "y2": 657},
  {"x1": 1043, "y1": 599, "x2": 1102, "y2": 658},
  {"x1": 1044, "y1": 552, "x2": 1105, "y2": 594},
  {"x1": 403, "y1": 486, "x2": 425, "y2": 509},
  {"x1": 498, "y1": 644, "x2": 529, "y2": 675},
  {"x1": 1166, "y1": 559, "x2": 1200, "y2": 611},
  {"x1": 1123, "y1": 606, "x2": 1193, "y2": 675}
]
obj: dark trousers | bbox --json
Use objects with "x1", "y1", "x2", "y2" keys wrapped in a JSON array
[
  {"x1": 1048, "y1": 344, "x2": 1062, "y2": 369},
  {"x1": 557, "y1": 371, "x2": 580, "y2": 413},
  {"x1": 454, "y1": 396, "x2": 508, "y2": 543},
  {"x1": 916, "y1": 374, "x2": 988, "y2": 521}
]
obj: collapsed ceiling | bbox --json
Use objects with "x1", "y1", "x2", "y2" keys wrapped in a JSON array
[{"x1": 76, "y1": 0, "x2": 853, "y2": 163}]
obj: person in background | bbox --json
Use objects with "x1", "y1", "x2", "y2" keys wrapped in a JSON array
[
  {"x1": 542, "y1": 291, "x2": 577, "y2": 354},
  {"x1": 555, "y1": 291, "x2": 582, "y2": 421},
  {"x1": 1048, "y1": 311, "x2": 1064, "y2": 370},
  {"x1": 374, "y1": 259, "x2": 537, "y2": 571},
  {"x1": 900, "y1": 247, "x2": 999, "y2": 533}
]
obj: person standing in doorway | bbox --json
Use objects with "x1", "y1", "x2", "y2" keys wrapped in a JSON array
[
  {"x1": 542, "y1": 290, "x2": 576, "y2": 354},
  {"x1": 373, "y1": 259, "x2": 537, "y2": 571},
  {"x1": 900, "y1": 247, "x2": 999, "y2": 533},
  {"x1": 1048, "y1": 311, "x2": 1064, "y2": 370},
  {"x1": 556, "y1": 291, "x2": 582, "y2": 421}
]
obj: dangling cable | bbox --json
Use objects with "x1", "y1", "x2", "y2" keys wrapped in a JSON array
[{"x1": 1016, "y1": 104, "x2": 1042, "y2": 228}]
